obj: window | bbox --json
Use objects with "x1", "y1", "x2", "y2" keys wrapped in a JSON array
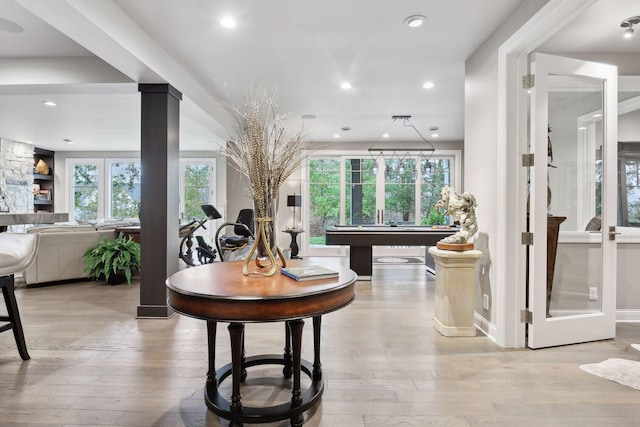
[
  {"x1": 66, "y1": 158, "x2": 217, "y2": 226},
  {"x1": 303, "y1": 150, "x2": 461, "y2": 254},
  {"x1": 421, "y1": 159, "x2": 451, "y2": 225},
  {"x1": 67, "y1": 159, "x2": 142, "y2": 221},
  {"x1": 67, "y1": 159, "x2": 105, "y2": 222},
  {"x1": 179, "y1": 159, "x2": 217, "y2": 243},
  {"x1": 109, "y1": 161, "x2": 141, "y2": 219},
  {"x1": 180, "y1": 161, "x2": 215, "y2": 221},
  {"x1": 308, "y1": 158, "x2": 340, "y2": 246},
  {"x1": 618, "y1": 142, "x2": 640, "y2": 227}
]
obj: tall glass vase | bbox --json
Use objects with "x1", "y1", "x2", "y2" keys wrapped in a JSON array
[{"x1": 243, "y1": 198, "x2": 286, "y2": 276}]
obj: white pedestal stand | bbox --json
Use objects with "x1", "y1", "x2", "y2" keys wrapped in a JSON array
[{"x1": 428, "y1": 247, "x2": 482, "y2": 337}]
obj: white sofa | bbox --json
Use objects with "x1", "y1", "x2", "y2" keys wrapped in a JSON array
[{"x1": 22, "y1": 224, "x2": 119, "y2": 286}]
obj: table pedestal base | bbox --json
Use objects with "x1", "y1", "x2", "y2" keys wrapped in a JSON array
[
  {"x1": 205, "y1": 356, "x2": 323, "y2": 426},
  {"x1": 205, "y1": 318, "x2": 324, "y2": 426}
]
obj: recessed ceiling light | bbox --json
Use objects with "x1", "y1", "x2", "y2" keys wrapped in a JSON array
[
  {"x1": 578, "y1": 126, "x2": 587, "y2": 130},
  {"x1": 63, "y1": 138, "x2": 74, "y2": 144},
  {"x1": 0, "y1": 18, "x2": 24, "y2": 33},
  {"x1": 422, "y1": 81, "x2": 435, "y2": 89},
  {"x1": 592, "y1": 113, "x2": 602, "y2": 118},
  {"x1": 382, "y1": 133, "x2": 390, "y2": 138},
  {"x1": 220, "y1": 17, "x2": 237, "y2": 28},
  {"x1": 42, "y1": 101, "x2": 56, "y2": 107},
  {"x1": 333, "y1": 134, "x2": 341, "y2": 138},
  {"x1": 404, "y1": 15, "x2": 427, "y2": 28},
  {"x1": 431, "y1": 133, "x2": 439, "y2": 138},
  {"x1": 341, "y1": 126, "x2": 351, "y2": 131},
  {"x1": 340, "y1": 82, "x2": 352, "y2": 90},
  {"x1": 302, "y1": 114, "x2": 316, "y2": 120}
]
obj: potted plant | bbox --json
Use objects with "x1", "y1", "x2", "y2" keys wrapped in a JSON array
[{"x1": 83, "y1": 232, "x2": 141, "y2": 285}]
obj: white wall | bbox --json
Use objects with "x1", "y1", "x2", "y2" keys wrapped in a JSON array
[{"x1": 465, "y1": 0, "x2": 551, "y2": 340}]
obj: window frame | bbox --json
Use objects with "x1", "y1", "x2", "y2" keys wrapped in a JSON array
[
  {"x1": 301, "y1": 149, "x2": 461, "y2": 256},
  {"x1": 65, "y1": 158, "x2": 106, "y2": 222}
]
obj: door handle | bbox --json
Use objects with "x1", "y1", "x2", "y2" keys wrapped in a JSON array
[{"x1": 608, "y1": 225, "x2": 621, "y2": 241}]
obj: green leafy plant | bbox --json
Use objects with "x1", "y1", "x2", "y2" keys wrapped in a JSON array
[
  {"x1": 83, "y1": 233, "x2": 141, "y2": 285},
  {"x1": 422, "y1": 208, "x2": 446, "y2": 226}
]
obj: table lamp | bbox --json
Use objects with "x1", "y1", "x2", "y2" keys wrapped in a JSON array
[{"x1": 287, "y1": 194, "x2": 301, "y2": 229}]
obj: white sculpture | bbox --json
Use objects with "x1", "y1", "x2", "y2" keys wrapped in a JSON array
[{"x1": 435, "y1": 186, "x2": 478, "y2": 245}]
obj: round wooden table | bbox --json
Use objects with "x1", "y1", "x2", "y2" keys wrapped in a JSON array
[{"x1": 166, "y1": 260, "x2": 357, "y2": 426}]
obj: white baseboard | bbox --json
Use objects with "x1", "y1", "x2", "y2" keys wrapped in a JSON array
[
  {"x1": 474, "y1": 312, "x2": 497, "y2": 341},
  {"x1": 616, "y1": 310, "x2": 640, "y2": 322}
]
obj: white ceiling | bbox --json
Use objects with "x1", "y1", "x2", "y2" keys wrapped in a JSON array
[{"x1": 0, "y1": 0, "x2": 639, "y2": 152}]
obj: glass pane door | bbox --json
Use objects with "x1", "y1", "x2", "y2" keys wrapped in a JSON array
[
  {"x1": 308, "y1": 158, "x2": 341, "y2": 248},
  {"x1": 345, "y1": 158, "x2": 377, "y2": 225},
  {"x1": 384, "y1": 156, "x2": 416, "y2": 225},
  {"x1": 528, "y1": 53, "x2": 617, "y2": 348},
  {"x1": 421, "y1": 159, "x2": 451, "y2": 225},
  {"x1": 304, "y1": 152, "x2": 459, "y2": 256}
]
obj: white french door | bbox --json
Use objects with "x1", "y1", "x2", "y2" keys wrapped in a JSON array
[
  {"x1": 527, "y1": 53, "x2": 617, "y2": 348},
  {"x1": 303, "y1": 151, "x2": 460, "y2": 257},
  {"x1": 374, "y1": 155, "x2": 421, "y2": 257}
]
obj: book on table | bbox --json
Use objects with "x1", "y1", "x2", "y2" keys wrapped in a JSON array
[{"x1": 281, "y1": 265, "x2": 339, "y2": 281}]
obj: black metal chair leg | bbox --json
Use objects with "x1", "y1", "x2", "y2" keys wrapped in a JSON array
[{"x1": 0, "y1": 275, "x2": 30, "y2": 360}]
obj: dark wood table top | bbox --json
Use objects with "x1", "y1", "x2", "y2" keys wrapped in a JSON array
[{"x1": 166, "y1": 259, "x2": 357, "y2": 322}]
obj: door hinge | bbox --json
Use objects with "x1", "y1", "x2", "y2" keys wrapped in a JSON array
[
  {"x1": 522, "y1": 153, "x2": 534, "y2": 167},
  {"x1": 521, "y1": 232, "x2": 534, "y2": 245},
  {"x1": 521, "y1": 309, "x2": 533, "y2": 324},
  {"x1": 522, "y1": 74, "x2": 535, "y2": 89}
]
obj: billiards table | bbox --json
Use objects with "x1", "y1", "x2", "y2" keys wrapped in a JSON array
[{"x1": 325, "y1": 225, "x2": 456, "y2": 278}]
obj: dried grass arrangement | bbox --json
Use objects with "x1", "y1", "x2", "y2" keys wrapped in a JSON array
[{"x1": 224, "y1": 82, "x2": 307, "y2": 219}]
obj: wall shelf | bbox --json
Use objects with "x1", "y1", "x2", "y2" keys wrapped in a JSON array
[{"x1": 33, "y1": 147, "x2": 55, "y2": 213}]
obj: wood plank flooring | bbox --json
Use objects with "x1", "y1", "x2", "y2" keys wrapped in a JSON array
[{"x1": 1, "y1": 261, "x2": 640, "y2": 426}]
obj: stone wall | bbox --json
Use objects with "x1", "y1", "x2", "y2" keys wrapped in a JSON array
[{"x1": 0, "y1": 138, "x2": 34, "y2": 214}]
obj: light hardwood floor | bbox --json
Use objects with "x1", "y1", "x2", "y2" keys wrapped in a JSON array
[{"x1": 2, "y1": 261, "x2": 640, "y2": 427}]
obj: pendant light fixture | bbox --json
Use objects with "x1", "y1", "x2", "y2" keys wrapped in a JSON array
[{"x1": 621, "y1": 16, "x2": 640, "y2": 39}]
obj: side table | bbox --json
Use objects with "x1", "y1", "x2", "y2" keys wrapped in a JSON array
[{"x1": 166, "y1": 260, "x2": 357, "y2": 426}]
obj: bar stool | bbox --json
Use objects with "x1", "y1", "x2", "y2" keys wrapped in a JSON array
[{"x1": 0, "y1": 233, "x2": 39, "y2": 360}]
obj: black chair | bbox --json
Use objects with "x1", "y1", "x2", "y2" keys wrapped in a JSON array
[
  {"x1": 215, "y1": 208, "x2": 255, "y2": 261},
  {"x1": 0, "y1": 233, "x2": 40, "y2": 360}
]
